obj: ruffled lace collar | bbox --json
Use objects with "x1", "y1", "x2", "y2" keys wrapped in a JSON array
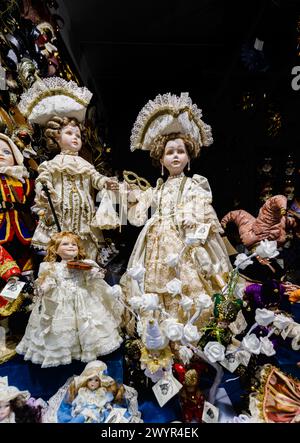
[{"x1": 0, "y1": 165, "x2": 29, "y2": 181}]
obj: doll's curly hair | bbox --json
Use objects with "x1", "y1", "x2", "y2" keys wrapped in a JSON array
[
  {"x1": 44, "y1": 231, "x2": 86, "y2": 262},
  {"x1": 150, "y1": 132, "x2": 200, "y2": 164},
  {"x1": 10, "y1": 396, "x2": 42, "y2": 423},
  {"x1": 44, "y1": 115, "x2": 86, "y2": 151}
]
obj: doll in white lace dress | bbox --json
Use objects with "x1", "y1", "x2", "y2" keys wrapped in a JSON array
[
  {"x1": 16, "y1": 231, "x2": 123, "y2": 367},
  {"x1": 30, "y1": 116, "x2": 118, "y2": 259},
  {"x1": 121, "y1": 93, "x2": 232, "y2": 344}
]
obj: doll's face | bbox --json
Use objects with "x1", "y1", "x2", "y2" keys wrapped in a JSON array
[
  {"x1": 0, "y1": 140, "x2": 15, "y2": 166},
  {"x1": 160, "y1": 138, "x2": 189, "y2": 176},
  {"x1": 57, "y1": 125, "x2": 82, "y2": 153},
  {"x1": 87, "y1": 376, "x2": 101, "y2": 391},
  {"x1": 0, "y1": 401, "x2": 11, "y2": 421},
  {"x1": 56, "y1": 236, "x2": 79, "y2": 261}
]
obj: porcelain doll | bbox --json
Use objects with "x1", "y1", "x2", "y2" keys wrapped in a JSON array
[
  {"x1": 0, "y1": 133, "x2": 35, "y2": 271},
  {"x1": 0, "y1": 376, "x2": 43, "y2": 423},
  {"x1": 30, "y1": 115, "x2": 118, "y2": 259},
  {"x1": 43, "y1": 360, "x2": 143, "y2": 423},
  {"x1": 16, "y1": 231, "x2": 123, "y2": 367},
  {"x1": 18, "y1": 77, "x2": 119, "y2": 260},
  {"x1": 120, "y1": 93, "x2": 232, "y2": 342}
]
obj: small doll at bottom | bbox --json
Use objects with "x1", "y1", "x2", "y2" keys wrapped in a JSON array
[
  {"x1": 16, "y1": 231, "x2": 123, "y2": 367},
  {"x1": 0, "y1": 377, "x2": 44, "y2": 423},
  {"x1": 68, "y1": 361, "x2": 128, "y2": 423}
]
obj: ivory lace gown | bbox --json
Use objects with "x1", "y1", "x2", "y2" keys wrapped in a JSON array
[
  {"x1": 121, "y1": 173, "x2": 232, "y2": 330},
  {"x1": 16, "y1": 261, "x2": 123, "y2": 367}
]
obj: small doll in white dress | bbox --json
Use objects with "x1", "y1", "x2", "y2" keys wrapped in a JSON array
[{"x1": 16, "y1": 231, "x2": 123, "y2": 368}]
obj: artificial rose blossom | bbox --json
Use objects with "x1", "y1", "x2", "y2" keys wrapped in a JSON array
[
  {"x1": 204, "y1": 341, "x2": 226, "y2": 363},
  {"x1": 183, "y1": 323, "x2": 201, "y2": 342},
  {"x1": 180, "y1": 296, "x2": 193, "y2": 312},
  {"x1": 234, "y1": 253, "x2": 254, "y2": 270},
  {"x1": 242, "y1": 334, "x2": 261, "y2": 355},
  {"x1": 109, "y1": 284, "x2": 122, "y2": 299},
  {"x1": 163, "y1": 319, "x2": 184, "y2": 341},
  {"x1": 259, "y1": 337, "x2": 276, "y2": 356},
  {"x1": 195, "y1": 293, "x2": 213, "y2": 309},
  {"x1": 255, "y1": 240, "x2": 279, "y2": 259},
  {"x1": 141, "y1": 293, "x2": 159, "y2": 311},
  {"x1": 166, "y1": 278, "x2": 182, "y2": 296},
  {"x1": 178, "y1": 345, "x2": 194, "y2": 365},
  {"x1": 165, "y1": 253, "x2": 179, "y2": 268},
  {"x1": 255, "y1": 308, "x2": 275, "y2": 327}
]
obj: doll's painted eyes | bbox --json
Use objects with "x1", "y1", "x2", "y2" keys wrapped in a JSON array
[{"x1": 2, "y1": 149, "x2": 13, "y2": 156}]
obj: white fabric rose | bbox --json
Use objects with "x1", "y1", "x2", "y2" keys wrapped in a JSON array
[
  {"x1": 109, "y1": 284, "x2": 122, "y2": 299},
  {"x1": 165, "y1": 278, "x2": 182, "y2": 296},
  {"x1": 183, "y1": 323, "x2": 200, "y2": 342},
  {"x1": 180, "y1": 296, "x2": 193, "y2": 312},
  {"x1": 127, "y1": 263, "x2": 146, "y2": 281},
  {"x1": 195, "y1": 293, "x2": 213, "y2": 309},
  {"x1": 255, "y1": 308, "x2": 275, "y2": 327},
  {"x1": 164, "y1": 253, "x2": 179, "y2": 268},
  {"x1": 163, "y1": 319, "x2": 184, "y2": 341},
  {"x1": 259, "y1": 336, "x2": 276, "y2": 356},
  {"x1": 234, "y1": 253, "x2": 254, "y2": 270},
  {"x1": 273, "y1": 314, "x2": 293, "y2": 331},
  {"x1": 178, "y1": 345, "x2": 194, "y2": 365},
  {"x1": 129, "y1": 296, "x2": 143, "y2": 310},
  {"x1": 255, "y1": 240, "x2": 279, "y2": 259},
  {"x1": 141, "y1": 293, "x2": 159, "y2": 311},
  {"x1": 204, "y1": 341, "x2": 226, "y2": 363},
  {"x1": 242, "y1": 334, "x2": 261, "y2": 354}
]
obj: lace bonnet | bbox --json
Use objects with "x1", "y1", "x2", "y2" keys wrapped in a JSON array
[
  {"x1": 130, "y1": 92, "x2": 213, "y2": 152},
  {"x1": 18, "y1": 77, "x2": 92, "y2": 126}
]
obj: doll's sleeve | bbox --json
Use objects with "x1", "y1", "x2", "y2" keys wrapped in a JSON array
[
  {"x1": 33, "y1": 162, "x2": 61, "y2": 215},
  {"x1": 179, "y1": 175, "x2": 223, "y2": 233},
  {"x1": 36, "y1": 262, "x2": 57, "y2": 294},
  {"x1": 91, "y1": 169, "x2": 110, "y2": 191}
]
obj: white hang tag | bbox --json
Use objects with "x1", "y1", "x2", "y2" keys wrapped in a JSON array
[
  {"x1": 220, "y1": 352, "x2": 240, "y2": 373},
  {"x1": 104, "y1": 407, "x2": 129, "y2": 423},
  {"x1": 229, "y1": 310, "x2": 247, "y2": 335},
  {"x1": 237, "y1": 349, "x2": 251, "y2": 367},
  {"x1": 1, "y1": 281, "x2": 25, "y2": 300},
  {"x1": 202, "y1": 401, "x2": 219, "y2": 423},
  {"x1": 152, "y1": 373, "x2": 183, "y2": 408},
  {"x1": 281, "y1": 323, "x2": 294, "y2": 340},
  {"x1": 195, "y1": 223, "x2": 211, "y2": 242}
]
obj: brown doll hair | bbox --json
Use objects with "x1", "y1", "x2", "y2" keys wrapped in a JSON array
[
  {"x1": 44, "y1": 231, "x2": 86, "y2": 262},
  {"x1": 150, "y1": 132, "x2": 200, "y2": 165},
  {"x1": 44, "y1": 115, "x2": 86, "y2": 151}
]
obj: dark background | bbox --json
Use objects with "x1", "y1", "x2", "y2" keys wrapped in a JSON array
[{"x1": 58, "y1": 0, "x2": 300, "y2": 219}]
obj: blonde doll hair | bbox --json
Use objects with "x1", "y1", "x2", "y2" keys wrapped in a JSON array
[
  {"x1": 150, "y1": 132, "x2": 200, "y2": 163},
  {"x1": 44, "y1": 115, "x2": 86, "y2": 151},
  {"x1": 44, "y1": 231, "x2": 86, "y2": 262}
]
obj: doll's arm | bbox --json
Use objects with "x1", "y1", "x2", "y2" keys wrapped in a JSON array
[
  {"x1": 91, "y1": 169, "x2": 119, "y2": 191},
  {"x1": 33, "y1": 163, "x2": 61, "y2": 222},
  {"x1": 36, "y1": 262, "x2": 57, "y2": 294},
  {"x1": 127, "y1": 186, "x2": 154, "y2": 227}
]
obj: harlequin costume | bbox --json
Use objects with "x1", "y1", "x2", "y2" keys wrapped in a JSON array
[{"x1": 0, "y1": 134, "x2": 35, "y2": 271}]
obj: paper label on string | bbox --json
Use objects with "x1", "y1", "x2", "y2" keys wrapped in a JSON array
[
  {"x1": 0, "y1": 281, "x2": 25, "y2": 300},
  {"x1": 195, "y1": 223, "x2": 211, "y2": 242},
  {"x1": 229, "y1": 310, "x2": 247, "y2": 335},
  {"x1": 152, "y1": 373, "x2": 183, "y2": 407},
  {"x1": 281, "y1": 323, "x2": 294, "y2": 340},
  {"x1": 202, "y1": 401, "x2": 219, "y2": 423},
  {"x1": 219, "y1": 353, "x2": 240, "y2": 373}
]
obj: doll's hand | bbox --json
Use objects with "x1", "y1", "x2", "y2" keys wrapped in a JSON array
[
  {"x1": 90, "y1": 266, "x2": 106, "y2": 279},
  {"x1": 105, "y1": 178, "x2": 119, "y2": 191}
]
